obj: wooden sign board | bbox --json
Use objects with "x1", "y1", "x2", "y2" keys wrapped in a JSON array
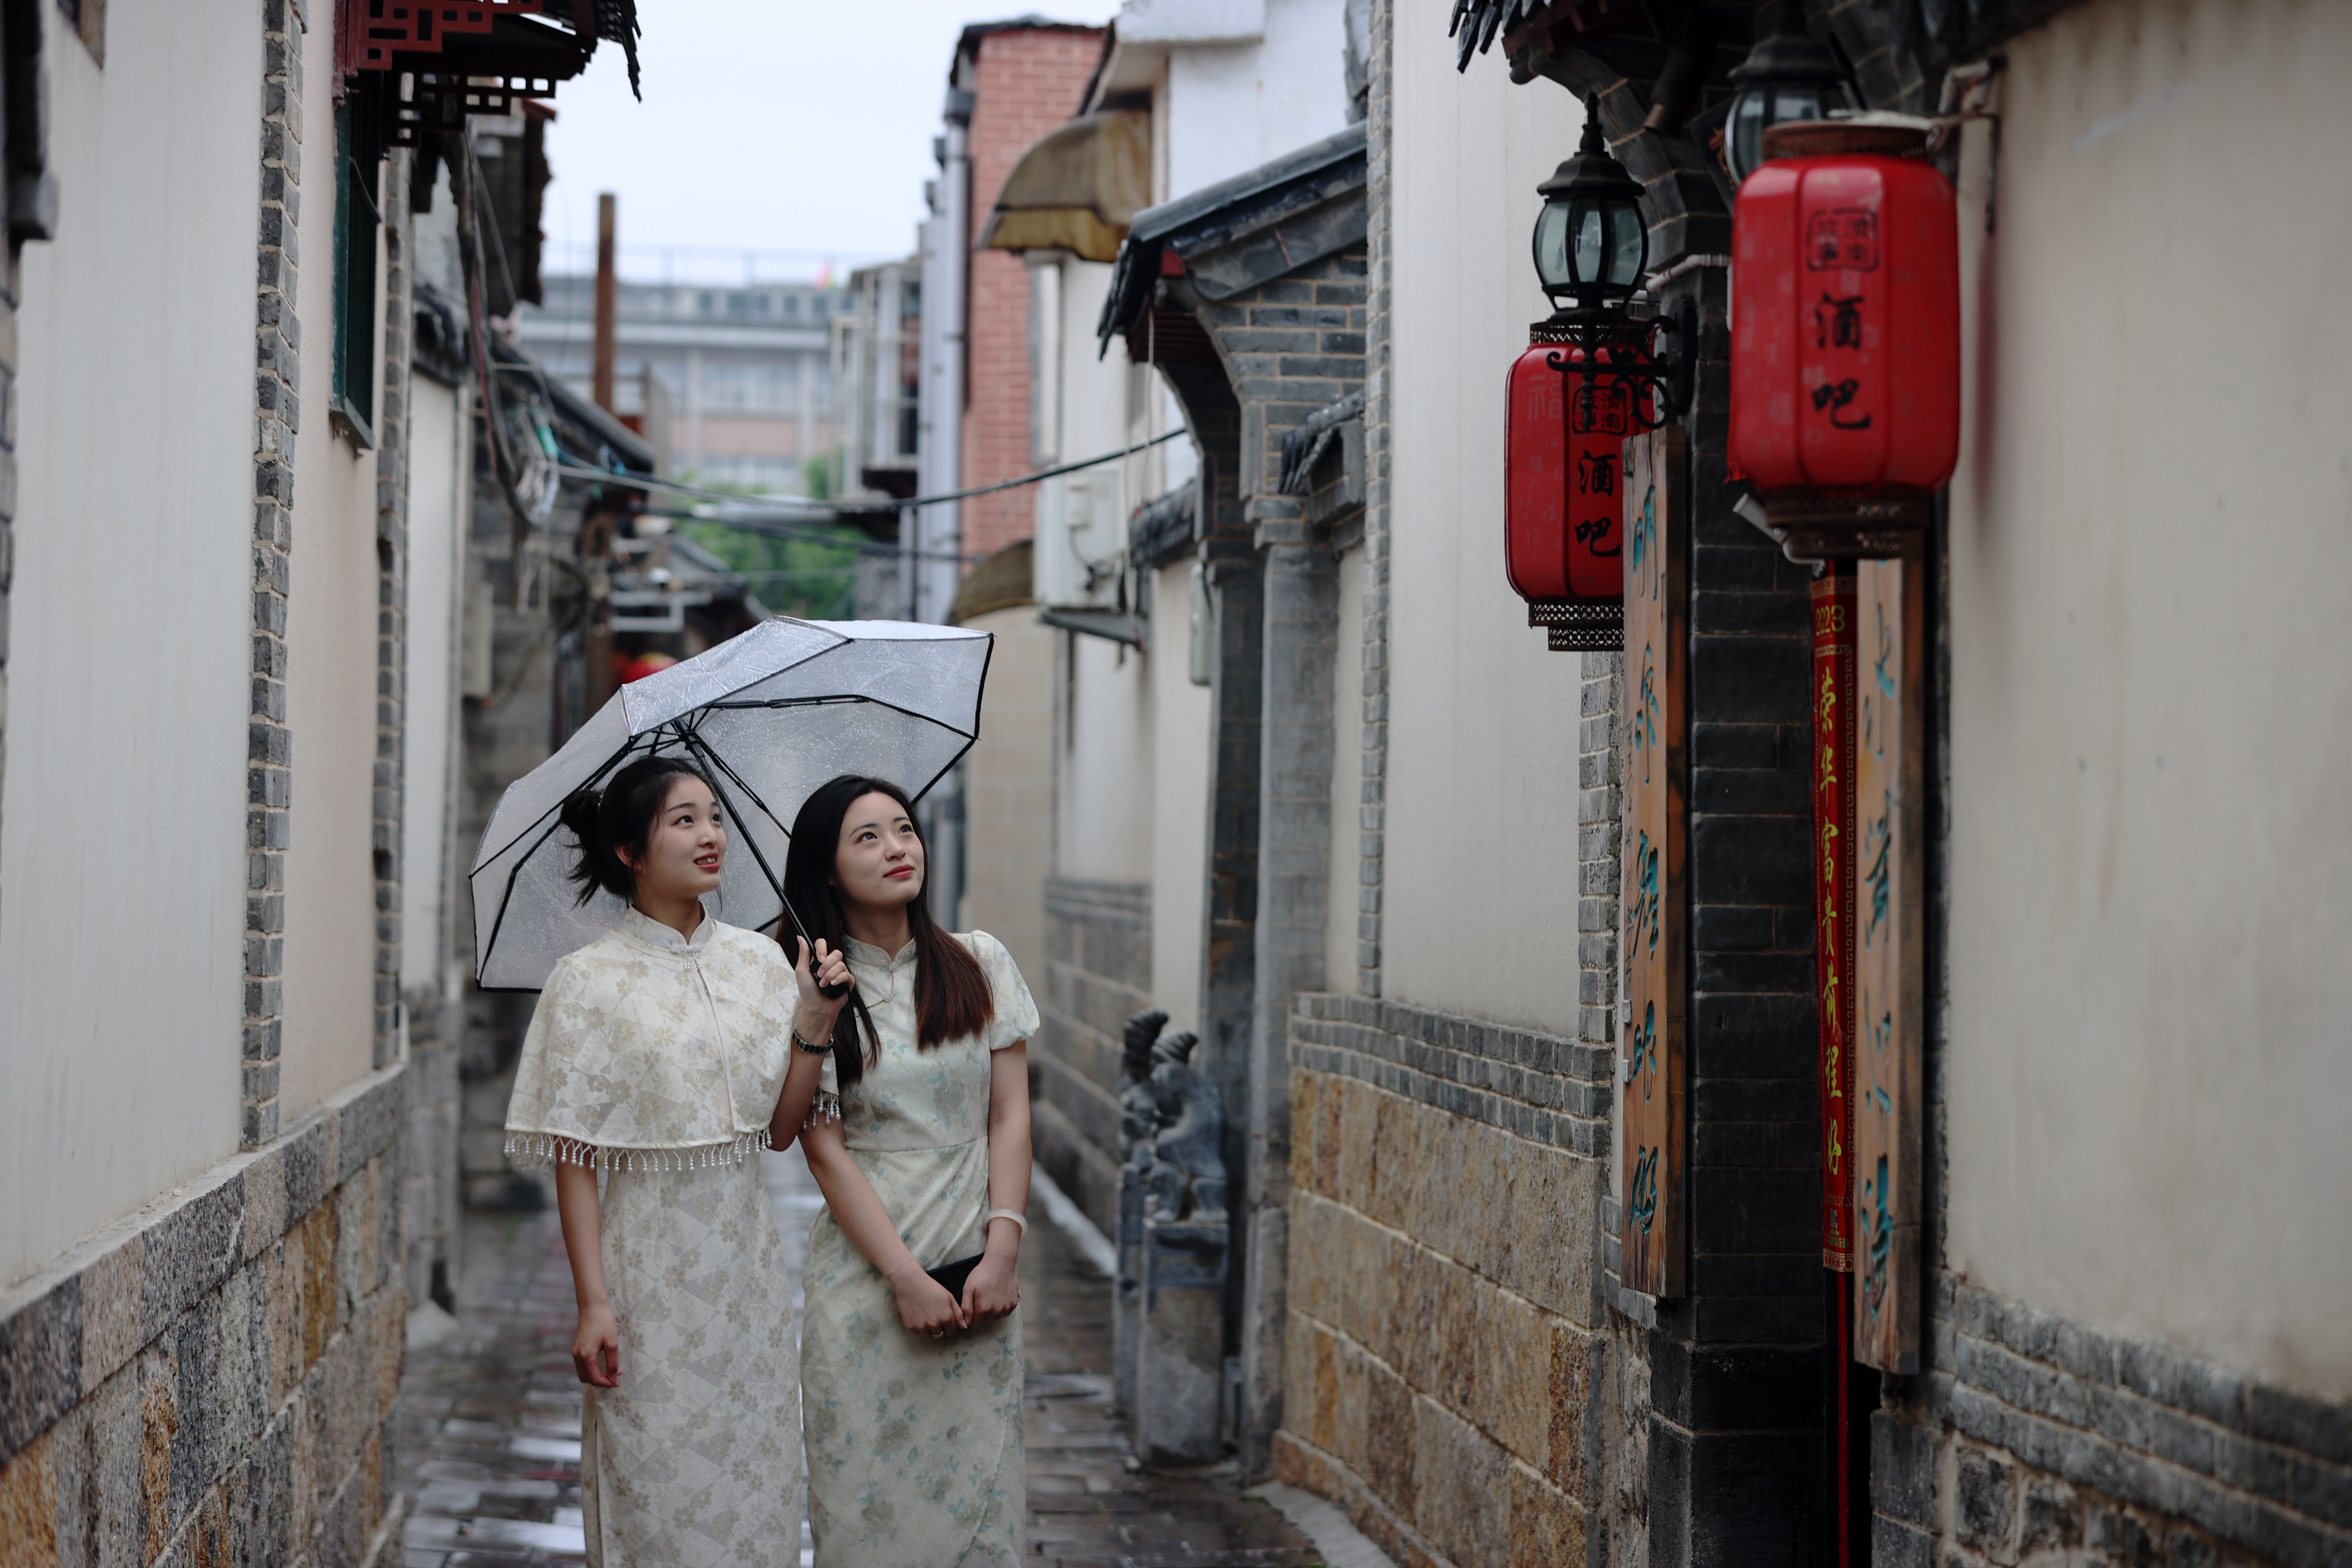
[
  {"x1": 1853, "y1": 553, "x2": 1923, "y2": 1372},
  {"x1": 1812, "y1": 572, "x2": 1857, "y2": 1273},
  {"x1": 1620, "y1": 426, "x2": 1687, "y2": 1299}
]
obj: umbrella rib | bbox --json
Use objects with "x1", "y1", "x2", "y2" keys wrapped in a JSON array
[
  {"x1": 471, "y1": 733, "x2": 648, "y2": 873},
  {"x1": 477, "y1": 813, "x2": 567, "y2": 986},
  {"x1": 693, "y1": 691, "x2": 979, "y2": 740}
]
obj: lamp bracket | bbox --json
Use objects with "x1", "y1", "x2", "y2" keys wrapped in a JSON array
[{"x1": 1534, "y1": 296, "x2": 1698, "y2": 429}]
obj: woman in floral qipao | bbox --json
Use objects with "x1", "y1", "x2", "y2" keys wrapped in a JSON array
[
  {"x1": 789, "y1": 775, "x2": 1041, "y2": 1567},
  {"x1": 503, "y1": 755, "x2": 853, "y2": 1567}
]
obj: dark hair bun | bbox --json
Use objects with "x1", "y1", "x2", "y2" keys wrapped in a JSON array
[
  {"x1": 564, "y1": 756, "x2": 710, "y2": 907},
  {"x1": 559, "y1": 787, "x2": 602, "y2": 847}
]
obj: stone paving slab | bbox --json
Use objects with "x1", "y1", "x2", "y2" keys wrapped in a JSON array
[{"x1": 392, "y1": 1154, "x2": 1324, "y2": 1566}]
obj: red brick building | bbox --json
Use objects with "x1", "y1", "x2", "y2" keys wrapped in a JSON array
[{"x1": 955, "y1": 21, "x2": 1106, "y2": 562}]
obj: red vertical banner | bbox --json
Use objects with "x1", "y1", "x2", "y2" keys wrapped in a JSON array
[{"x1": 1811, "y1": 571, "x2": 1857, "y2": 1272}]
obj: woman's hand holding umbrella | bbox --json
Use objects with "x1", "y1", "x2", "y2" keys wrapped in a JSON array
[{"x1": 791, "y1": 937, "x2": 855, "y2": 1043}]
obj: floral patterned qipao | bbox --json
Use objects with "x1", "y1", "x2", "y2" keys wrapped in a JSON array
[
  {"x1": 504, "y1": 908, "x2": 801, "y2": 1568},
  {"x1": 801, "y1": 930, "x2": 1039, "y2": 1568}
]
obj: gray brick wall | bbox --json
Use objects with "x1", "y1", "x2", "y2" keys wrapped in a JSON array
[
  {"x1": 1356, "y1": 0, "x2": 1393, "y2": 1000},
  {"x1": 0, "y1": 253, "x2": 15, "y2": 915},
  {"x1": 1870, "y1": 1273, "x2": 2352, "y2": 1568},
  {"x1": 1032, "y1": 876, "x2": 1150, "y2": 1239},
  {"x1": 245, "y1": 0, "x2": 304, "y2": 1150},
  {"x1": 372, "y1": 154, "x2": 413, "y2": 1073}
]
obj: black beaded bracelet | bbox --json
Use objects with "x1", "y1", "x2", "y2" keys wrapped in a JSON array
[{"x1": 792, "y1": 1030, "x2": 832, "y2": 1056}]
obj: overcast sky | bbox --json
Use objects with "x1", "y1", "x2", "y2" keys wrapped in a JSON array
[{"x1": 541, "y1": 0, "x2": 1121, "y2": 285}]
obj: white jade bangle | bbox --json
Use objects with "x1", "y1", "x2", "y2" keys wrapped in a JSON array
[{"x1": 986, "y1": 1209, "x2": 1028, "y2": 1236}]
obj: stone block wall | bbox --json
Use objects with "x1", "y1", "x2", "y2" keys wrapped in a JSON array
[
  {"x1": 1277, "y1": 993, "x2": 1614, "y2": 1567},
  {"x1": 0, "y1": 1066, "x2": 411, "y2": 1567},
  {"x1": 1867, "y1": 1272, "x2": 2352, "y2": 1568},
  {"x1": 1033, "y1": 876, "x2": 1152, "y2": 1236}
]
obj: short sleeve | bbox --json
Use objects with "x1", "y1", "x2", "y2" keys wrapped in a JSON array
[{"x1": 964, "y1": 931, "x2": 1040, "y2": 1051}]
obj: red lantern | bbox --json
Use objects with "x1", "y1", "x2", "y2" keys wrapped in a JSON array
[
  {"x1": 1730, "y1": 122, "x2": 1959, "y2": 533},
  {"x1": 1507, "y1": 331, "x2": 1632, "y2": 646}
]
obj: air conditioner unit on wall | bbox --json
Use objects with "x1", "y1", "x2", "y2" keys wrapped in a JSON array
[{"x1": 1033, "y1": 468, "x2": 1126, "y2": 611}]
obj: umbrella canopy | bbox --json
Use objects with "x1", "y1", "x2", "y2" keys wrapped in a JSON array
[{"x1": 469, "y1": 618, "x2": 993, "y2": 991}]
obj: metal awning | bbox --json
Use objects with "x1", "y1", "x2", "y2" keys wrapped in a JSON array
[{"x1": 977, "y1": 111, "x2": 1151, "y2": 263}]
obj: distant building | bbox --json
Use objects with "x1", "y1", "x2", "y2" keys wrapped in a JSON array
[
  {"x1": 833, "y1": 257, "x2": 923, "y2": 505},
  {"x1": 515, "y1": 276, "x2": 845, "y2": 493}
]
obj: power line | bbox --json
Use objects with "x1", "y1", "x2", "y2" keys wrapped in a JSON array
[{"x1": 550, "y1": 424, "x2": 1191, "y2": 516}]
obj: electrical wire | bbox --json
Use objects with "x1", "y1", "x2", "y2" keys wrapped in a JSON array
[{"x1": 547, "y1": 423, "x2": 1190, "y2": 516}]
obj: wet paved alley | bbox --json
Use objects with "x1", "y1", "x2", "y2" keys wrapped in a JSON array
[{"x1": 392, "y1": 1155, "x2": 1336, "y2": 1566}]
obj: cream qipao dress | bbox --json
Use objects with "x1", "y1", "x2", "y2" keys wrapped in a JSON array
[
  {"x1": 504, "y1": 908, "x2": 801, "y2": 1568},
  {"x1": 801, "y1": 930, "x2": 1040, "y2": 1568}
]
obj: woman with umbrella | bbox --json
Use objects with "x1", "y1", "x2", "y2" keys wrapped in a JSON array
[
  {"x1": 790, "y1": 775, "x2": 1041, "y2": 1566},
  {"x1": 501, "y1": 755, "x2": 848, "y2": 1568}
]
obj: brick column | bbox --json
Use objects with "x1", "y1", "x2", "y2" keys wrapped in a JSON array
[
  {"x1": 0, "y1": 255, "x2": 16, "y2": 904},
  {"x1": 1239, "y1": 503, "x2": 1339, "y2": 1472},
  {"x1": 1646, "y1": 260, "x2": 1830, "y2": 1565},
  {"x1": 245, "y1": 0, "x2": 306, "y2": 1149},
  {"x1": 1356, "y1": 0, "x2": 1394, "y2": 1000},
  {"x1": 373, "y1": 152, "x2": 413, "y2": 1072}
]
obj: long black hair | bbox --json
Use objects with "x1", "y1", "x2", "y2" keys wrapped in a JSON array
[
  {"x1": 783, "y1": 774, "x2": 993, "y2": 1087},
  {"x1": 559, "y1": 755, "x2": 713, "y2": 906}
]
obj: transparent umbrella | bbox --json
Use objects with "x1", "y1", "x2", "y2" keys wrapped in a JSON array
[{"x1": 469, "y1": 618, "x2": 993, "y2": 991}]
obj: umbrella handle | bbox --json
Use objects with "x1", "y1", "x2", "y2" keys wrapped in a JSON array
[{"x1": 679, "y1": 731, "x2": 852, "y2": 1000}]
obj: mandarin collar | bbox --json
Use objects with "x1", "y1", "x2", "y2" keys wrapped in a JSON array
[
  {"x1": 622, "y1": 903, "x2": 717, "y2": 953},
  {"x1": 844, "y1": 934, "x2": 919, "y2": 968}
]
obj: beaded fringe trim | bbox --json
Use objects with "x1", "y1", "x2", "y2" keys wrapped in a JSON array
[
  {"x1": 504, "y1": 1128, "x2": 772, "y2": 1173},
  {"x1": 802, "y1": 1091, "x2": 842, "y2": 1130}
]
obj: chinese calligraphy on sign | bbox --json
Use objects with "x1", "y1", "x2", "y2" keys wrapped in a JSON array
[
  {"x1": 1815, "y1": 293, "x2": 1865, "y2": 351},
  {"x1": 1852, "y1": 554, "x2": 1922, "y2": 1374},
  {"x1": 1806, "y1": 208, "x2": 1880, "y2": 271},
  {"x1": 1811, "y1": 378, "x2": 1872, "y2": 430},
  {"x1": 1805, "y1": 209, "x2": 1878, "y2": 436},
  {"x1": 1620, "y1": 427, "x2": 1686, "y2": 1299},
  {"x1": 1811, "y1": 573, "x2": 1857, "y2": 1273}
]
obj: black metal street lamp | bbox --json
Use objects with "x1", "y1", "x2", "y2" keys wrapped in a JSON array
[
  {"x1": 1723, "y1": 6, "x2": 1862, "y2": 186},
  {"x1": 1534, "y1": 99, "x2": 1649, "y2": 312},
  {"x1": 1529, "y1": 99, "x2": 1694, "y2": 428}
]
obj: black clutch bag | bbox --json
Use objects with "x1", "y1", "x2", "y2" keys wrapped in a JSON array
[{"x1": 925, "y1": 1253, "x2": 984, "y2": 1301}]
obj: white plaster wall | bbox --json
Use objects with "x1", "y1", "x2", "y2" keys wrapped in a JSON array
[
  {"x1": 1378, "y1": 0, "x2": 1586, "y2": 1031},
  {"x1": 1149, "y1": 565, "x2": 1213, "y2": 1030},
  {"x1": 1323, "y1": 542, "x2": 1365, "y2": 993},
  {"x1": 0, "y1": 0, "x2": 260, "y2": 1286},
  {"x1": 401, "y1": 380, "x2": 464, "y2": 998},
  {"x1": 280, "y1": 4, "x2": 388, "y2": 1119},
  {"x1": 1165, "y1": 0, "x2": 1351, "y2": 196},
  {"x1": 1055, "y1": 633, "x2": 1155, "y2": 884},
  {"x1": 1942, "y1": 0, "x2": 2352, "y2": 1397},
  {"x1": 959, "y1": 608, "x2": 1055, "y2": 994}
]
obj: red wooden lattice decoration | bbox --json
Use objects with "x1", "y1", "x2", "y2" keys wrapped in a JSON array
[{"x1": 340, "y1": 1, "x2": 546, "y2": 74}]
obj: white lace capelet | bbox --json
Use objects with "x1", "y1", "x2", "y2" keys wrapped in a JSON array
[{"x1": 503, "y1": 909, "x2": 796, "y2": 1173}]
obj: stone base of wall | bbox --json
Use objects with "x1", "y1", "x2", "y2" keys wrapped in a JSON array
[
  {"x1": 402, "y1": 983, "x2": 459, "y2": 1314},
  {"x1": 0, "y1": 1065, "x2": 411, "y2": 1568},
  {"x1": 1874, "y1": 1274, "x2": 2352, "y2": 1568},
  {"x1": 1280, "y1": 992, "x2": 1614, "y2": 1568},
  {"x1": 1036, "y1": 877, "x2": 1150, "y2": 1238}
]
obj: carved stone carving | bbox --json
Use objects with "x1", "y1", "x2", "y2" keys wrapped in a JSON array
[
  {"x1": 1140, "y1": 1031, "x2": 1228, "y2": 1224},
  {"x1": 1112, "y1": 1007, "x2": 1231, "y2": 1463},
  {"x1": 1120, "y1": 1008, "x2": 1167, "y2": 1160}
]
